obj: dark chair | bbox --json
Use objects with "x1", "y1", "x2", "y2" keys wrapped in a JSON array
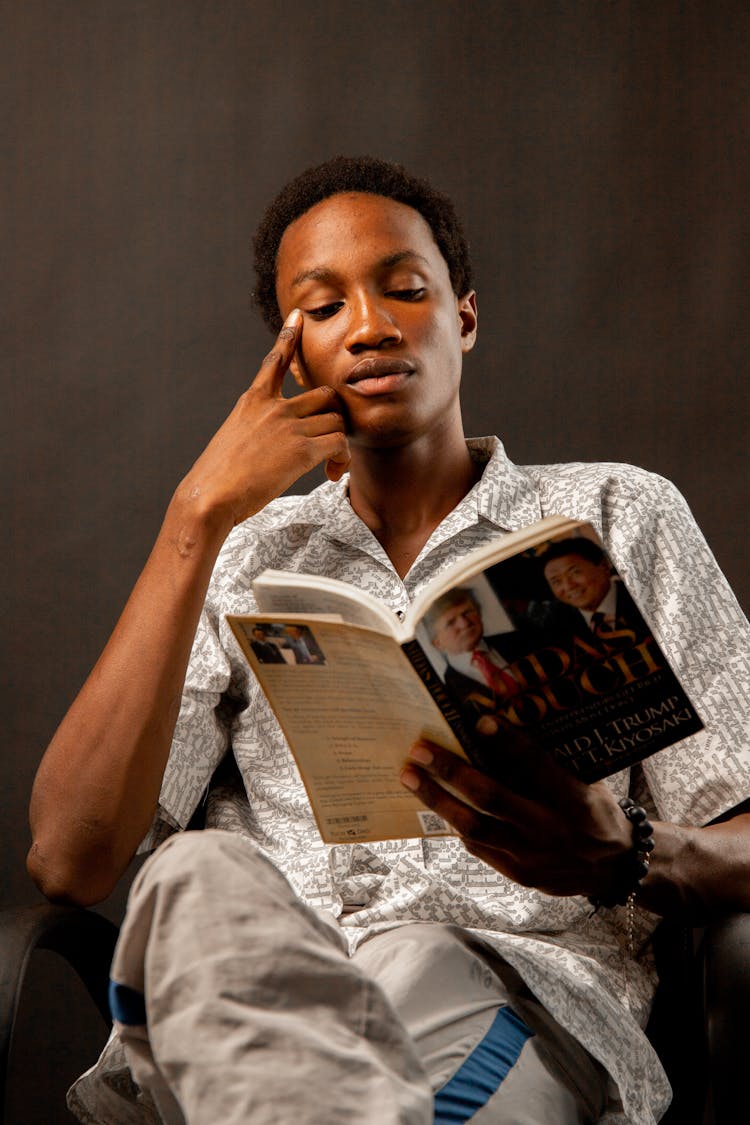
[
  {"x1": 1, "y1": 902, "x2": 749, "y2": 1123},
  {"x1": 0, "y1": 904, "x2": 119, "y2": 1121}
]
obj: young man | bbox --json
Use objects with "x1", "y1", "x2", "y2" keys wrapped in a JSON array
[{"x1": 28, "y1": 157, "x2": 750, "y2": 1124}]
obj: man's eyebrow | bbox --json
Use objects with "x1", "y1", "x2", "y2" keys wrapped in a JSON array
[
  {"x1": 289, "y1": 250, "x2": 430, "y2": 289},
  {"x1": 289, "y1": 266, "x2": 337, "y2": 288},
  {"x1": 378, "y1": 250, "x2": 430, "y2": 270}
]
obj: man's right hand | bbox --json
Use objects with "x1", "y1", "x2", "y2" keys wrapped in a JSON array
[{"x1": 177, "y1": 308, "x2": 350, "y2": 532}]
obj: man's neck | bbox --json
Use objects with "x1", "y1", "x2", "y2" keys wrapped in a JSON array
[{"x1": 347, "y1": 429, "x2": 481, "y2": 579}]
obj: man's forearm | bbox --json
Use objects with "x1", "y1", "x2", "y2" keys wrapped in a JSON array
[
  {"x1": 638, "y1": 812, "x2": 750, "y2": 920},
  {"x1": 27, "y1": 490, "x2": 231, "y2": 906}
]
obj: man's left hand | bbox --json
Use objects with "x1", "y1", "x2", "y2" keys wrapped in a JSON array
[{"x1": 400, "y1": 737, "x2": 633, "y2": 898}]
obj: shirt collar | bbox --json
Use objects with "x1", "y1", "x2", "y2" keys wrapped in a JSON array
[
  {"x1": 278, "y1": 436, "x2": 543, "y2": 555},
  {"x1": 462, "y1": 436, "x2": 542, "y2": 531}
]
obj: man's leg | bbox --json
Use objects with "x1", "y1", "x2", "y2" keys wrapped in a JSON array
[
  {"x1": 110, "y1": 830, "x2": 433, "y2": 1125},
  {"x1": 354, "y1": 925, "x2": 609, "y2": 1125}
]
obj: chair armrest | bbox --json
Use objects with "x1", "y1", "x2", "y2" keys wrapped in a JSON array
[
  {"x1": 703, "y1": 912, "x2": 750, "y2": 1123},
  {"x1": 648, "y1": 918, "x2": 707, "y2": 1125},
  {"x1": 0, "y1": 904, "x2": 119, "y2": 1113}
]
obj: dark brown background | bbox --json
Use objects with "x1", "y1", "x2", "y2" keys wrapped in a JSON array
[{"x1": 3, "y1": 3, "x2": 749, "y2": 1119}]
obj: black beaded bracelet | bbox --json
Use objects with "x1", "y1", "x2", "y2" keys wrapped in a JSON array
[{"x1": 588, "y1": 797, "x2": 655, "y2": 953}]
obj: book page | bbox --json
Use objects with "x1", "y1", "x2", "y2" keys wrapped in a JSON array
[
  {"x1": 227, "y1": 615, "x2": 467, "y2": 842},
  {"x1": 253, "y1": 571, "x2": 400, "y2": 637}
]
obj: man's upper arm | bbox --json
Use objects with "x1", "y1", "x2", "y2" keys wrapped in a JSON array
[
  {"x1": 610, "y1": 476, "x2": 750, "y2": 827},
  {"x1": 143, "y1": 597, "x2": 235, "y2": 845}
]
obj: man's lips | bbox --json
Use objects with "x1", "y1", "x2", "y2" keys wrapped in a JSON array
[
  {"x1": 346, "y1": 357, "x2": 415, "y2": 396},
  {"x1": 347, "y1": 357, "x2": 415, "y2": 383}
]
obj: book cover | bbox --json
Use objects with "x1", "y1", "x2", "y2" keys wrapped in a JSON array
[{"x1": 412, "y1": 523, "x2": 703, "y2": 783}]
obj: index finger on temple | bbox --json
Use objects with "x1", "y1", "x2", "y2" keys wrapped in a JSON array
[{"x1": 254, "y1": 309, "x2": 303, "y2": 393}]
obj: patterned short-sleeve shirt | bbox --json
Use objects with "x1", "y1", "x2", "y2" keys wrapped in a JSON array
[{"x1": 147, "y1": 436, "x2": 750, "y2": 1125}]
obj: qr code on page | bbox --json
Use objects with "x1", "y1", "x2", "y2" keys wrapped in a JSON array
[{"x1": 417, "y1": 810, "x2": 451, "y2": 836}]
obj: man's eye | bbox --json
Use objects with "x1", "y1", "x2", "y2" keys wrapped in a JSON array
[
  {"x1": 307, "y1": 302, "x2": 343, "y2": 320},
  {"x1": 388, "y1": 288, "x2": 425, "y2": 301}
]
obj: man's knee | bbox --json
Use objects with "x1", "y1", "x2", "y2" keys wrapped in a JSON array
[
  {"x1": 132, "y1": 829, "x2": 292, "y2": 907},
  {"x1": 123, "y1": 829, "x2": 344, "y2": 964}
]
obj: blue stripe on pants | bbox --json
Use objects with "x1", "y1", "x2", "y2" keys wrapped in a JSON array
[
  {"x1": 433, "y1": 1005, "x2": 534, "y2": 1124},
  {"x1": 109, "y1": 979, "x2": 147, "y2": 1026}
]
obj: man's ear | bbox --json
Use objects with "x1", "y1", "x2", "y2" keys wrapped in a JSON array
[{"x1": 458, "y1": 291, "x2": 478, "y2": 354}]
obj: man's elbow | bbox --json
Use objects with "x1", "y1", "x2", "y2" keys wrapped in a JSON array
[{"x1": 26, "y1": 838, "x2": 120, "y2": 907}]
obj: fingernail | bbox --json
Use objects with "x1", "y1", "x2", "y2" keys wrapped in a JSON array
[
  {"x1": 400, "y1": 767, "x2": 421, "y2": 791},
  {"x1": 285, "y1": 308, "x2": 302, "y2": 328},
  {"x1": 409, "y1": 744, "x2": 434, "y2": 766}
]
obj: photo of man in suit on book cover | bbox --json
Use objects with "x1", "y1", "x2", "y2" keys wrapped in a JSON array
[
  {"x1": 540, "y1": 537, "x2": 652, "y2": 653},
  {"x1": 421, "y1": 586, "x2": 533, "y2": 736}
]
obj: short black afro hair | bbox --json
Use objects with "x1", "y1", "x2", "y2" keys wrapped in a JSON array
[{"x1": 252, "y1": 155, "x2": 473, "y2": 333}]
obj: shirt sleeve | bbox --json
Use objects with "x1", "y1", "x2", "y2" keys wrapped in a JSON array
[
  {"x1": 606, "y1": 473, "x2": 750, "y2": 826},
  {"x1": 139, "y1": 590, "x2": 233, "y2": 851}
]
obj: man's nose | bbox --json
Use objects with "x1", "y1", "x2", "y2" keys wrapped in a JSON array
[{"x1": 345, "y1": 294, "x2": 402, "y2": 352}]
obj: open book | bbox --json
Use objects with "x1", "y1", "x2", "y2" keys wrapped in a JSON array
[{"x1": 227, "y1": 514, "x2": 703, "y2": 843}]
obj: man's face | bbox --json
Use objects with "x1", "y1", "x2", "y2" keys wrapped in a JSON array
[
  {"x1": 431, "y1": 596, "x2": 484, "y2": 655},
  {"x1": 274, "y1": 192, "x2": 477, "y2": 446},
  {"x1": 544, "y1": 553, "x2": 612, "y2": 612}
]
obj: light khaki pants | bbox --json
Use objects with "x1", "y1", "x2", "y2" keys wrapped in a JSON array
[{"x1": 104, "y1": 831, "x2": 608, "y2": 1124}]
